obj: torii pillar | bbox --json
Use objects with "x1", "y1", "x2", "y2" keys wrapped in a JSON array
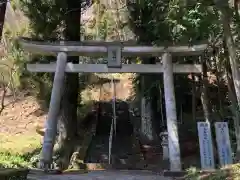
[
  {"x1": 41, "y1": 52, "x2": 67, "y2": 168},
  {"x1": 162, "y1": 53, "x2": 181, "y2": 171}
]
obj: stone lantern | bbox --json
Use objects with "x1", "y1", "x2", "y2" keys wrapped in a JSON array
[{"x1": 160, "y1": 131, "x2": 169, "y2": 160}]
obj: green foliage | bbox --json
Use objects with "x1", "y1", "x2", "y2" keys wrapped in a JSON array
[
  {"x1": 18, "y1": 0, "x2": 68, "y2": 105},
  {"x1": 0, "y1": 151, "x2": 31, "y2": 180},
  {"x1": 128, "y1": 0, "x2": 220, "y2": 45},
  {"x1": 19, "y1": 0, "x2": 65, "y2": 39},
  {"x1": 17, "y1": 0, "x2": 92, "y2": 108},
  {"x1": 85, "y1": 1, "x2": 130, "y2": 40},
  {"x1": 1, "y1": 12, "x2": 54, "y2": 107},
  {"x1": 6, "y1": 37, "x2": 28, "y2": 89},
  {"x1": 11, "y1": 0, "x2": 21, "y2": 11},
  {"x1": 185, "y1": 164, "x2": 240, "y2": 180},
  {"x1": 0, "y1": 152, "x2": 30, "y2": 168},
  {"x1": 127, "y1": 0, "x2": 220, "y2": 99},
  {"x1": 0, "y1": 21, "x2": 28, "y2": 91},
  {"x1": 127, "y1": 0, "x2": 229, "y2": 136},
  {"x1": 0, "y1": 147, "x2": 41, "y2": 168}
]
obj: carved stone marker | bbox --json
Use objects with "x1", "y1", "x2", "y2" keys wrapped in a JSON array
[
  {"x1": 197, "y1": 122, "x2": 215, "y2": 170},
  {"x1": 215, "y1": 122, "x2": 233, "y2": 167},
  {"x1": 160, "y1": 131, "x2": 169, "y2": 160}
]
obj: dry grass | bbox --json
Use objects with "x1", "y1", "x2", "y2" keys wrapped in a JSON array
[
  {"x1": 0, "y1": 92, "x2": 44, "y2": 154},
  {"x1": 0, "y1": 133, "x2": 41, "y2": 154}
]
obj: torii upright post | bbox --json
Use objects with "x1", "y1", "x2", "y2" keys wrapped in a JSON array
[
  {"x1": 162, "y1": 53, "x2": 181, "y2": 171},
  {"x1": 41, "y1": 52, "x2": 67, "y2": 168}
]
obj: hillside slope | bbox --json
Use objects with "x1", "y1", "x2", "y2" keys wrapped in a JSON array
[
  {"x1": 0, "y1": 74, "x2": 134, "y2": 153},
  {"x1": 0, "y1": 1, "x2": 136, "y2": 154},
  {"x1": 0, "y1": 90, "x2": 45, "y2": 153}
]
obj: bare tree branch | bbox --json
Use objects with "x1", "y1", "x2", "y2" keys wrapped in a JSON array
[{"x1": 0, "y1": 72, "x2": 7, "y2": 115}]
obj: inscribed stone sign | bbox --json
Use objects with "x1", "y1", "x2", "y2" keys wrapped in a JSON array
[
  {"x1": 197, "y1": 122, "x2": 215, "y2": 170},
  {"x1": 215, "y1": 122, "x2": 233, "y2": 167}
]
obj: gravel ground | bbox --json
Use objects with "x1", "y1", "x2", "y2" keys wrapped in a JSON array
[{"x1": 29, "y1": 170, "x2": 173, "y2": 180}]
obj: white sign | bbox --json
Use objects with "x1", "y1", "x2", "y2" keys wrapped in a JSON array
[
  {"x1": 197, "y1": 122, "x2": 215, "y2": 170},
  {"x1": 215, "y1": 122, "x2": 233, "y2": 167}
]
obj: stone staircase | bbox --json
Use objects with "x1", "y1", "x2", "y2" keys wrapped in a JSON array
[
  {"x1": 84, "y1": 135, "x2": 145, "y2": 170},
  {"x1": 84, "y1": 100, "x2": 144, "y2": 170}
]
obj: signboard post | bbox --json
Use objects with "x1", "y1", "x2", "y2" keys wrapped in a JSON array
[
  {"x1": 197, "y1": 122, "x2": 215, "y2": 170},
  {"x1": 215, "y1": 122, "x2": 233, "y2": 167}
]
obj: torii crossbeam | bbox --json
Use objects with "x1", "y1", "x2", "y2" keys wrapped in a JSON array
[{"x1": 19, "y1": 37, "x2": 211, "y2": 172}]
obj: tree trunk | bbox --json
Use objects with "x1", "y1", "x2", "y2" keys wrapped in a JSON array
[
  {"x1": 191, "y1": 73, "x2": 196, "y2": 122},
  {"x1": 141, "y1": 97, "x2": 154, "y2": 143},
  {"x1": 140, "y1": 76, "x2": 154, "y2": 144},
  {"x1": 0, "y1": 0, "x2": 7, "y2": 40},
  {"x1": 200, "y1": 56, "x2": 211, "y2": 122},
  {"x1": 214, "y1": 55, "x2": 224, "y2": 119},
  {"x1": 226, "y1": 68, "x2": 240, "y2": 161},
  {"x1": 55, "y1": 0, "x2": 81, "y2": 170},
  {"x1": 234, "y1": 0, "x2": 240, "y2": 22},
  {"x1": 140, "y1": 57, "x2": 157, "y2": 144},
  {"x1": 224, "y1": 47, "x2": 240, "y2": 161},
  {"x1": 216, "y1": 4, "x2": 240, "y2": 161},
  {"x1": 217, "y1": 5, "x2": 240, "y2": 107}
]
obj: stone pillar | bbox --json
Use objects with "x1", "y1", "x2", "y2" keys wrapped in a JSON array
[
  {"x1": 162, "y1": 53, "x2": 181, "y2": 171},
  {"x1": 41, "y1": 52, "x2": 67, "y2": 168},
  {"x1": 141, "y1": 97, "x2": 154, "y2": 142}
]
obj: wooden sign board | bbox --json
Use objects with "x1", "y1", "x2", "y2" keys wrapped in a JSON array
[
  {"x1": 197, "y1": 122, "x2": 215, "y2": 170},
  {"x1": 215, "y1": 122, "x2": 233, "y2": 167}
]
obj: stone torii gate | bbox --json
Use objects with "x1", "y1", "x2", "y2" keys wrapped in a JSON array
[{"x1": 19, "y1": 37, "x2": 209, "y2": 172}]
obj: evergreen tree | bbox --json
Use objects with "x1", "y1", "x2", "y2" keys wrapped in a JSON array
[
  {"x1": 56, "y1": 0, "x2": 81, "y2": 170},
  {"x1": 19, "y1": 0, "x2": 92, "y2": 169}
]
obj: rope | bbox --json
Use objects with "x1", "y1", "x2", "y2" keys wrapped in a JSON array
[
  {"x1": 108, "y1": 120, "x2": 114, "y2": 164},
  {"x1": 112, "y1": 78, "x2": 117, "y2": 136},
  {"x1": 108, "y1": 77, "x2": 117, "y2": 164}
]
